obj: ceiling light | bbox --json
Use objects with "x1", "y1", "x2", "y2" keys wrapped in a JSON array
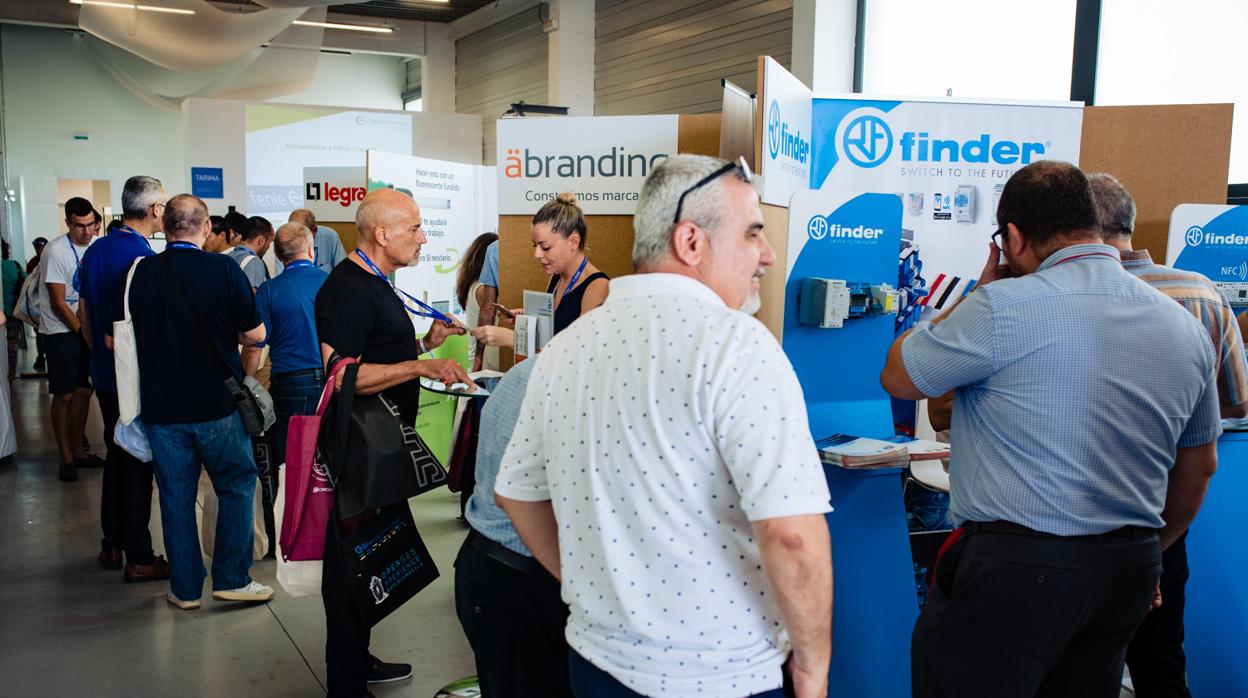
[
  {"x1": 70, "y1": 0, "x2": 196, "y2": 14},
  {"x1": 292, "y1": 20, "x2": 394, "y2": 34}
]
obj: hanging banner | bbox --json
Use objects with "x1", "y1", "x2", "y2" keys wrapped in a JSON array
[
  {"x1": 1166, "y1": 204, "x2": 1248, "y2": 311},
  {"x1": 366, "y1": 150, "x2": 482, "y2": 330},
  {"x1": 758, "y1": 57, "x2": 812, "y2": 206},
  {"x1": 496, "y1": 115, "x2": 678, "y2": 215},
  {"x1": 809, "y1": 96, "x2": 1083, "y2": 288}
]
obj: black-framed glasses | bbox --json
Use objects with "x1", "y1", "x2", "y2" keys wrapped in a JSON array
[
  {"x1": 991, "y1": 226, "x2": 1005, "y2": 248},
  {"x1": 672, "y1": 156, "x2": 753, "y2": 225}
]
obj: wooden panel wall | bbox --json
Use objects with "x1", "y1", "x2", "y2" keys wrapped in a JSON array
[
  {"x1": 1080, "y1": 104, "x2": 1234, "y2": 260},
  {"x1": 455, "y1": 10, "x2": 548, "y2": 165},
  {"x1": 595, "y1": 0, "x2": 792, "y2": 116}
]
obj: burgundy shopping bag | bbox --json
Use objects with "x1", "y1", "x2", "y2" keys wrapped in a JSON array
[{"x1": 280, "y1": 358, "x2": 357, "y2": 561}]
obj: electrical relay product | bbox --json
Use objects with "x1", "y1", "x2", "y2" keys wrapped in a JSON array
[
  {"x1": 953, "y1": 185, "x2": 976, "y2": 224},
  {"x1": 990, "y1": 183, "x2": 1004, "y2": 225},
  {"x1": 1215, "y1": 281, "x2": 1248, "y2": 308},
  {"x1": 799, "y1": 278, "x2": 899, "y2": 329}
]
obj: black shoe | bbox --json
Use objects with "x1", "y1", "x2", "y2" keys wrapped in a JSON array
[
  {"x1": 366, "y1": 656, "x2": 412, "y2": 684},
  {"x1": 59, "y1": 462, "x2": 78, "y2": 482},
  {"x1": 98, "y1": 547, "x2": 123, "y2": 570},
  {"x1": 75, "y1": 454, "x2": 106, "y2": 469},
  {"x1": 32, "y1": 357, "x2": 45, "y2": 371}
]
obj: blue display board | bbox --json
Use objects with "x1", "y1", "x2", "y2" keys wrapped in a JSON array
[
  {"x1": 783, "y1": 190, "x2": 917, "y2": 698},
  {"x1": 190, "y1": 167, "x2": 224, "y2": 199}
]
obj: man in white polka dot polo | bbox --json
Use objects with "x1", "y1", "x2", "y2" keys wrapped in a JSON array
[{"x1": 496, "y1": 154, "x2": 834, "y2": 698}]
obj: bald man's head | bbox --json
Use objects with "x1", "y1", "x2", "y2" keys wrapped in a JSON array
[
  {"x1": 288, "y1": 208, "x2": 317, "y2": 231},
  {"x1": 274, "y1": 222, "x2": 314, "y2": 264},
  {"x1": 163, "y1": 194, "x2": 210, "y2": 241},
  {"x1": 355, "y1": 188, "x2": 425, "y2": 269}
]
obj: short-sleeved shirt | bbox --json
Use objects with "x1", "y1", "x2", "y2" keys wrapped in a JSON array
[
  {"x1": 129, "y1": 246, "x2": 261, "y2": 425},
  {"x1": 79, "y1": 227, "x2": 154, "y2": 390},
  {"x1": 228, "y1": 246, "x2": 269, "y2": 289},
  {"x1": 315, "y1": 260, "x2": 422, "y2": 423},
  {"x1": 255, "y1": 260, "x2": 328, "y2": 374},
  {"x1": 479, "y1": 240, "x2": 499, "y2": 289},
  {"x1": 465, "y1": 357, "x2": 537, "y2": 556},
  {"x1": 1122, "y1": 249, "x2": 1248, "y2": 412},
  {"x1": 902, "y1": 243, "x2": 1221, "y2": 535},
  {"x1": 39, "y1": 234, "x2": 92, "y2": 335},
  {"x1": 1, "y1": 259, "x2": 24, "y2": 317},
  {"x1": 496, "y1": 273, "x2": 832, "y2": 698}
]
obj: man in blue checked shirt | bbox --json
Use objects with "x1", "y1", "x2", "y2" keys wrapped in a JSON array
[
  {"x1": 455, "y1": 358, "x2": 572, "y2": 698},
  {"x1": 882, "y1": 161, "x2": 1221, "y2": 698}
]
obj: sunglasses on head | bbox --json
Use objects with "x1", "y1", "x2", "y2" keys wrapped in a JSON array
[{"x1": 672, "y1": 156, "x2": 754, "y2": 225}]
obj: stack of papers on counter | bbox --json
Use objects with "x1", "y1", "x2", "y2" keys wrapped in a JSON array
[
  {"x1": 818, "y1": 435, "x2": 909, "y2": 469},
  {"x1": 899, "y1": 438, "x2": 950, "y2": 461}
]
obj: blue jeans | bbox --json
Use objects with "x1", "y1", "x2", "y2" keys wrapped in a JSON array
[
  {"x1": 269, "y1": 369, "x2": 325, "y2": 471},
  {"x1": 146, "y1": 413, "x2": 258, "y2": 601},
  {"x1": 568, "y1": 652, "x2": 786, "y2": 698}
]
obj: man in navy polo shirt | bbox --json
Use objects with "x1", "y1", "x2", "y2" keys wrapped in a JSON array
[
  {"x1": 79, "y1": 175, "x2": 169, "y2": 580},
  {"x1": 242, "y1": 222, "x2": 328, "y2": 531}
]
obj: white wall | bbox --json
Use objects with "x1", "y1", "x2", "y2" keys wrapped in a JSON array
[
  {"x1": 2, "y1": 24, "x2": 183, "y2": 261},
  {"x1": 268, "y1": 52, "x2": 406, "y2": 111},
  {"x1": 1, "y1": 25, "x2": 410, "y2": 262}
]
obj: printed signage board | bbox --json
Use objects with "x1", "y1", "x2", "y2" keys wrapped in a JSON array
[
  {"x1": 303, "y1": 166, "x2": 366, "y2": 221},
  {"x1": 1166, "y1": 204, "x2": 1248, "y2": 313},
  {"x1": 496, "y1": 115, "x2": 678, "y2": 215},
  {"x1": 366, "y1": 150, "x2": 481, "y2": 330},
  {"x1": 810, "y1": 95, "x2": 1083, "y2": 295},
  {"x1": 758, "y1": 57, "x2": 813, "y2": 206},
  {"x1": 191, "y1": 167, "x2": 224, "y2": 199}
]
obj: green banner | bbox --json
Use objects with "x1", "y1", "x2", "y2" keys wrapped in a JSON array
[{"x1": 412, "y1": 333, "x2": 469, "y2": 466}]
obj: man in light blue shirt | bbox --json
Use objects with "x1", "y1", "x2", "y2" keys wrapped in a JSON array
[
  {"x1": 881, "y1": 161, "x2": 1220, "y2": 698},
  {"x1": 285, "y1": 209, "x2": 347, "y2": 274},
  {"x1": 454, "y1": 358, "x2": 572, "y2": 698}
]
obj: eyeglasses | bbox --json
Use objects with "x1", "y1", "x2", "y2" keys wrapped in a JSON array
[
  {"x1": 672, "y1": 156, "x2": 753, "y2": 225},
  {"x1": 991, "y1": 226, "x2": 1005, "y2": 248}
]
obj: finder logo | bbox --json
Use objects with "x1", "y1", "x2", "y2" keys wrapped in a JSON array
[
  {"x1": 807, "y1": 215, "x2": 884, "y2": 242},
  {"x1": 1185, "y1": 225, "x2": 1248, "y2": 248},
  {"x1": 843, "y1": 115, "x2": 893, "y2": 167},
  {"x1": 1186, "y1": 226, "x2": 1205, "y2": 247},
  {"x1": 767, "y1": 101, "x2": 810, "y2": 164},
  {"x1": 839, "y1": 108, "x2": 1050, "y2": 168}
]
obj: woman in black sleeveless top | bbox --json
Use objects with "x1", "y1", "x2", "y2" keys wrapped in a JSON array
[
  {"x1": 470, "y1": 193, "x2": 608, "y2": 351},
  {"x1": 535, "y1": 193, "x2": 609, "y2": 335}
]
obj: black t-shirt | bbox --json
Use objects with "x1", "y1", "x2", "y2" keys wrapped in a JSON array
[
  {"x1": 128, "y1": 247, "x2": 261, "y2": 425},
  {"x1": 315, "y1": 260, "x2": 422, "y2": 423}
]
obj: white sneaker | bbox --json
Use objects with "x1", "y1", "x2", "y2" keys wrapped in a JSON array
[
  {"x1": 166, "y1": 591, "x2": 201, "y2": 610},
  {"x1": 211, "y1": 581, "x2": 274, "y2": 603}
]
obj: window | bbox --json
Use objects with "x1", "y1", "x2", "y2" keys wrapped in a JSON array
[
  {"x1": 1096, "y1": 0, "x2": 1248, "y2": 182},
  {"x1": 862, "y1": 0, "x2": 1078, "y2": 102}
]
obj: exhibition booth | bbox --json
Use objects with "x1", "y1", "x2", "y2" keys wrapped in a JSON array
[{"x1": 183, "y1": 58, "x2": 1245, "y2": 695}]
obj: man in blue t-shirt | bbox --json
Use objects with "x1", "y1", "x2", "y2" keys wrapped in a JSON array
[
  {"x1": 78, "y1": 175, "x2": 168, "y2": 581},
  {"x1": 242, "y1": 222, "x2": 328, "y2": 518},
  {"x1": 129, "y1": 194, "x2": 272, "y2": 611}
]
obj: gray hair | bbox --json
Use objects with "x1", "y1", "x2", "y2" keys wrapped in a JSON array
[
  {"x1": 162, "y1": 194, "x2": 208, "y2": 240},
  {"x1": 632, "y1": 154, "x2": 749, "y2": 268},
  {"x1": 274, "y1": 222, "x2": 314, "y2": 264},
  {"x1": 289, "y1": 208, "x2": 317, "y2": 231},
  {"x1": 121, "y1": 176, "x2": 165, "y2": 219},
  {"x1": 1087, "y1": 172, "x2": 1135, "y2": 240}
]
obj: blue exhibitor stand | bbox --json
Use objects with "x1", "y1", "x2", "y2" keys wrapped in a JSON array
[
  {"x1": 781, "y1": 191, "x2": 917, "y2": 698},
  {"x1": 1166, "y1": 203, "x2": 1248, "y2": 695}
]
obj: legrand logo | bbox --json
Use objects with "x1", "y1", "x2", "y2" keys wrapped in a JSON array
[
  {"x1": 306, "y1": 181, "x2": 366, "y2": 208},
  {"x1": 1185, "y1": 225, "x2": 1248, "y2": 248},
  {"x1": 502, "y1": 147, "x2": 667, "y2": 180},
  {"x1": 767, "y1": 101, "x2": 810, "y2": 164},
  {"x1": 807, "y1": 215, "x2": 884, "y2": 241},
  {"x1": 841, "y1": 111, "x2": 1048, "y2": 169}
]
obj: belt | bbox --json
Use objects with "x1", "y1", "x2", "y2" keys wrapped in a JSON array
[
  {"x1": 964, "y1": 520, "x2": 1157, "y2": 541},
  {"x1": 467, "y1": 529, "x2": 547, "y2": 577},
  {"x1": 272, "y1": 368, "x2": 324, "y2": 380}
]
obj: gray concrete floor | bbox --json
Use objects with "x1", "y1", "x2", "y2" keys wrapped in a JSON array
[{"x1": 0, "y1": 355, "x2": 477, "y2": 697}]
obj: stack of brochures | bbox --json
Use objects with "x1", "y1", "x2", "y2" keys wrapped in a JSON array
[
  {"x1": 818, "y1": 434, "x2": 910, "y2": 469},
  {"x1": 898, "y1": 438, "x2": 951, "y2": 461}
]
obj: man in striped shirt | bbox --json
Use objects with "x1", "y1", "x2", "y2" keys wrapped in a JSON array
[{"x1": 1090, "y1": 172, "x2": 1248, "y2": 698}]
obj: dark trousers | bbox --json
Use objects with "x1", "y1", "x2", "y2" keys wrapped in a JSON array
[
  {"x1": 568, "y1": 651, "x2": 787, "y2": 698},
  {"x1": 912, "y1": 526, "x2": 1161, "y2": 698},
  {"x1": 322, "y1": 509, "x2": 371, "y2": 698},
  {"x1": 454, "y1": 534, "x2": 572, "y2": 698},
  {"x1": 97, "y1": 389, "x2": 154, "y2": 564},
  {"x1": 1126, "y1": 532, "x2": 1191, "y2": 698}
]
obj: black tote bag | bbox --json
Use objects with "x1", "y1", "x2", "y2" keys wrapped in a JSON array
[
  {"x1": 338, "y1": 501, "x2": 439, "y2": 627},
  {"x1": 321, "y1": 363, "x2": 449, "y2": 519}
]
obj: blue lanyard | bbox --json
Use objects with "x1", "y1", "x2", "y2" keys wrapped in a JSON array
[
  {"x1": 354, "y1": 248, "x2": 455, "y2": 325},
  {"x1": 116, "y1": 225, "x2": 152, "y2": 251},
  {"x1": 284, "y1": 259, "x2": 314, "y2": 271},
  {"x1": 167, "y1": 241, "x2": 199, "y2": 251},
  {"x1": 234, "y1": 245, "x2": 257, "y2": 257},
  {"x1": 558, "y1": 256, "x2": 589, "y2": 301}
]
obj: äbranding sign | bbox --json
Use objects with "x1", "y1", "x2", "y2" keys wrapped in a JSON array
[{"x1": 496, "y1": 115, "x2": 679, "y2": 215}]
